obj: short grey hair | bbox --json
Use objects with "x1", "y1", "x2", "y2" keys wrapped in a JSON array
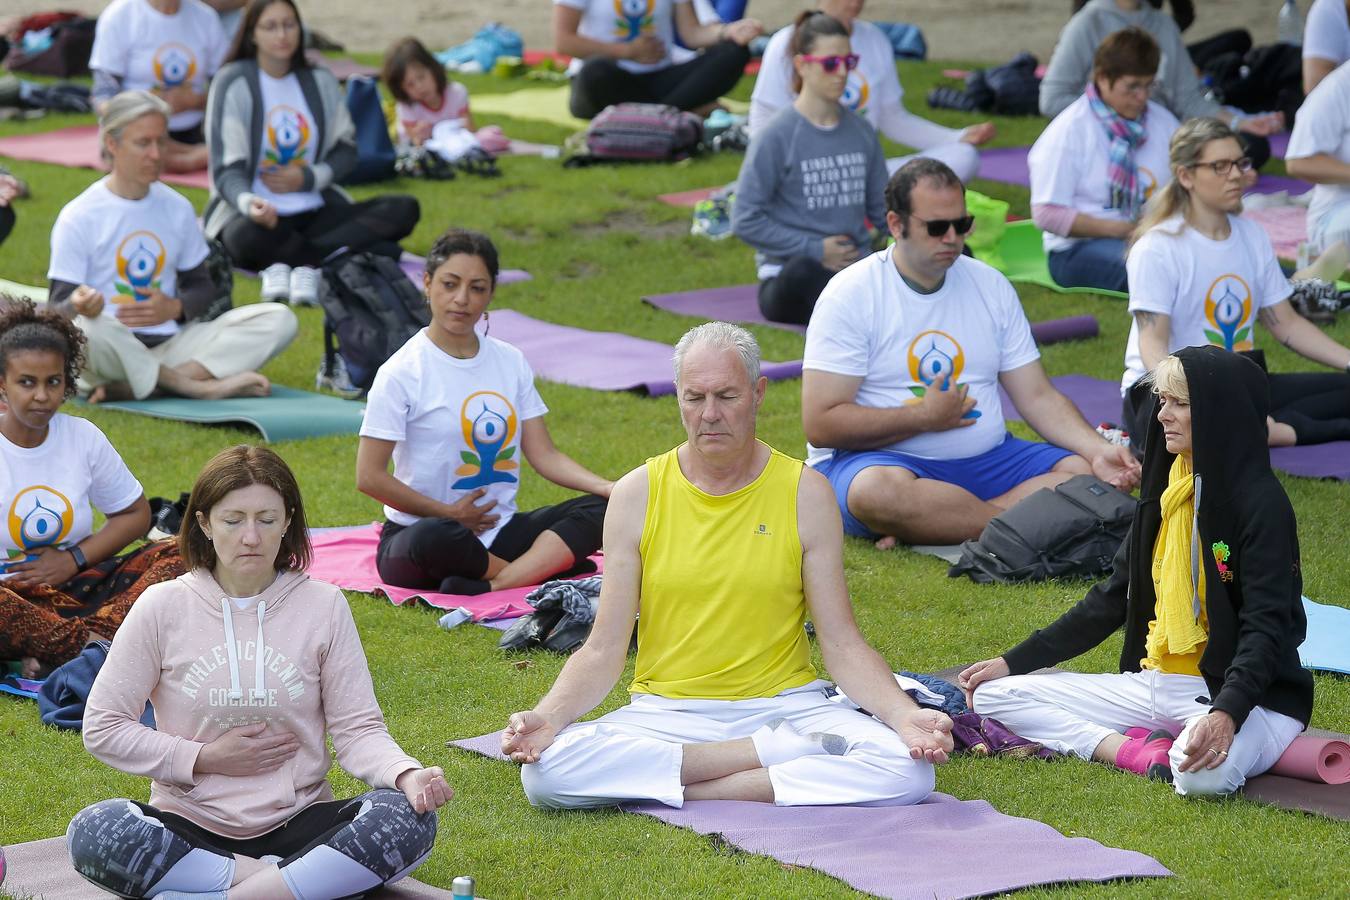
[
  {"x1": 672, "y1": 321, "x2": 762, "y2": 387},
  {"x1": 99, "y1": 90, "x2": 171, "y2": 164}
]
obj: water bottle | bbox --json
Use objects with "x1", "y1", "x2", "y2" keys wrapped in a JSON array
[
  {"x1": 1278, "y1": 0, "x2": 1304, "y2": 46},
  {"x1": 438, "y1": 607, "x2": 473, "y2": 630},
  {"x1": 451, "y1": 875, "x2": 476, "y2": 899}
]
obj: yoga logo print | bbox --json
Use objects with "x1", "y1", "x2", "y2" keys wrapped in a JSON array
[
  {"x1": 114, "y1": 230, "x2": 166, "y2": 304},
  {"x1": 454, "y1": 390, "x2": 520, "y2": 489},
  {"x1": 152, "y1": 42, "x2": 197, "y2": 88},
  {"x1": 1138, "y1": 165, "x2": 1158, "y2": 200},
  {"x1": 1203, "y1": 274, "x2": 1253, "y2": 351},
  {"x1": 614, "y1": 0, "x2": 655, "y2": 40},
  {"x1": 905, "y1": 330, "x2": 981, "y2": 419},
  {"x1": 5, "y1": 485, "x2": 74, "y2": 569},
  {"x1": 841, "y1": 70, "x2": 870, "y2": 112},
  {"x1": 265, "y1": 105, "x2": 311, "y2": 167}
]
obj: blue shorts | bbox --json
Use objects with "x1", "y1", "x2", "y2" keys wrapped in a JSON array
[{"x1": 814, "y1": 434, "x2": 1076, "y2": 538}]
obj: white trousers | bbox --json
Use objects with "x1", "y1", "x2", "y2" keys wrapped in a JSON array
[
  {"x1": 886, "y1": 141, "x2": 981, "y2": 182},
  {"x1": 77, "y1": 305, "x2": 298, "y2": 399},
  {"x1": 972, "y1": 670, "x2": 1304, "y2": 796},
  {"x1": 522, "y1": 680, "x2": 935, "y2": 809}
]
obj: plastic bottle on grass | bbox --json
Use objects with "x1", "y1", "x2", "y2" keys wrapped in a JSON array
[{"x1": 1279, "y1": 0, "x2": 1304, "y2": 46}]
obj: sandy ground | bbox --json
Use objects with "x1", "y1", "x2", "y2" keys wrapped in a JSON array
[{"x1": 5, "y1": 1, "x2": 1295, "y2": 63}]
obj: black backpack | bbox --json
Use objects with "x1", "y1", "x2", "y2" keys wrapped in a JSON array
[
  {"x1": 316, "y1": 251, "x2": 429, "y2": 393},
  {"x1": 948, "y1": 475, "x2": 1136, "y2": 584}
]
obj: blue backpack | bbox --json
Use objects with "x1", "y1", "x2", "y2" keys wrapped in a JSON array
[{"x1": 341, "y1": 76, "x2": 395, "y2": 185}]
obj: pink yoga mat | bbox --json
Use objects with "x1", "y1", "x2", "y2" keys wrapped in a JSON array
[
  {"x1": 657, "y1": 186, "x2": 720, "y2": 208},
  {"x1": 0, "y1": 124, "x2": 211, "y2": 189},
  {"x1": 1269, "y1": 734, "x2": 1350, "y2": 784},
  {"x1": 307, "y1": 523, "x2": 601, "y2": 619},
  {"x1": 1242, "y1": 205, "x2": 1305, "y2": 260}
]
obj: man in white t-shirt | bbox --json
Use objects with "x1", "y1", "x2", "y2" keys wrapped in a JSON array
[
  {"x1": 89, "y1": 0, "x2": 229, "y2": 173},
  {"x1": 801, "y1": 159, "x2": 1141, "y2": 547},
  {"x1": 553, "y1": 0, "x2": 761, "y2": 119},
  {"x1": 1303, "y1": 0, "x2": 1350, "y2": 94},
  {"x1": 749, "y1": 1, "x2": 994, "y2": 181},
  {"x1": 48, "y1": 92, "x2": 296, "y2": 402},
  {"x1": 1287, "y1": 61, "x2": 1350, "y2": 257}
]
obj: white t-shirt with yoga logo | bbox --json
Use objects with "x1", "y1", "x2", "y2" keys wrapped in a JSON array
[
  {"x1": 803, "y1": 249, "x2": 1041, "y2": 464},
  {"x1": 1122, "y1": 214, "x2": 1292, "y2": 393},
  {"x1": 251, "y1": 71, "x2": 323, "y2": 217},
  {"x1": 0, "y1": 414, "x2": 144, "y2": 576},
  {"x1": 361, "y1": 330, "x2": 548, "y2": 547},
  {"x1": 1029, "y1": 94, "x2": 1178, "y2": 254},
  {"x1": 48, "y1": 178, "x2": 209, "y2": 339},
  {"x1": 749, "y1": 19, "x2": 902, "y2": 137},
  {"x1": 555, "y1": 0, "x2": 694, "y2": 75},
  {"x1": 89, "y1": 0, "x2": 229, "y2": 132}
]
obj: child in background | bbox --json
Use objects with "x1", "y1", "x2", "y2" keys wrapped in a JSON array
[{"x1": 383, "y1": 36, "x2": 473, "y2": 145}]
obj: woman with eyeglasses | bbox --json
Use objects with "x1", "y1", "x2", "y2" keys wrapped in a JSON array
[
  {"x1": 202, "y1": 0, "x2": 419, "y2": 308},
  {"x1": 1028, "y1": 27, "x2": 1178, "y2": 295},
  {"x1": 1121, "y1": 117, "x2": 1350, "y2": 450},
  {"x1": 749, "y1": 1, "x2": 994, "y2": 183},
  {"x1": 731, "y1": 11, "x2": 887, "y2": 326}
]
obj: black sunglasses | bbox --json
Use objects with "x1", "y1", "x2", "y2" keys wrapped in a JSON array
[{"x1": 910, "y1": 213, "x2": 975, "y2": 238}]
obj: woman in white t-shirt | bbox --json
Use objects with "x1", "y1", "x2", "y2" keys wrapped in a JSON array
[
  {"x1": 1303, "y1": 0, "x2": 1350, "y2": 94},
  {"x1": 554, "y1": 0, "x2": 761, "y2": 119},
  {"x1": 356, "y1": 230, "x2": 614, "y2": 596},
  {"x1": 90, "y1": 0, "x2": 229, "y2": 173},
  {"x1": 1124, "y1": 117, "x2": 1350, "y2": 448},
  {"x1": 0, "y1": 299, "x2": 181, "y2": 677},
  {"x1": 748, "y1": 0, "x2": 995, "y2": 181},
  {"x1": 1029, "y1": 27, "x2": 1177, "y2": 295},
  {"x1": 203, "y1": 0, "x2": 420, "y2": 305}
]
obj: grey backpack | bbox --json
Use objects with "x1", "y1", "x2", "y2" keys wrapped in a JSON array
[{"x1": 948, "y1": 475, "x2": 1135, "y2": 583}]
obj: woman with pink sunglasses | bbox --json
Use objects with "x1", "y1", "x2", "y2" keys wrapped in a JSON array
[{"x1": 731, "y1": 11, "x2": 888, "y2": 325}]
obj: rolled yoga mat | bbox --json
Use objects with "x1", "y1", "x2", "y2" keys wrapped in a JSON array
[{"x1": 1269, "y1": 732, "x2": 1350, "y2": 784}]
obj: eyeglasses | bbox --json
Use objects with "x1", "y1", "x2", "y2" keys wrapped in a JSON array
[
  {"x1": 910, "y1": 213, "x2": 975, "y2": 238},
  {"x1": 257, "y1": 20, "x2": 300, "y2": 33},
  {"x1": 1118, "y1": 79, "x2": 1155, "y2": 97},
  {"x1": 1189, "y1": 157, "x2": 1254, "y2": 177},
  {"x1": 798, "y1": 53, "x2": 860, "y2": 74}
]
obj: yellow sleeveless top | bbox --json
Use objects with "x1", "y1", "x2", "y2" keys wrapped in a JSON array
[{"x1": 630, "y1": 443, "x2": 817, "y2": 700}]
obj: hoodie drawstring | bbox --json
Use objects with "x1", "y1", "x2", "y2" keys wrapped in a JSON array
[
  {"x1": 252, "y1": 600, "x2": 268, "y2": 701},
  {"x1": 220, "y1": 597, "x2": 270, "y2": 701}
]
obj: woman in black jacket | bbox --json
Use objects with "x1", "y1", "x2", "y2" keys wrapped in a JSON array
[{"x1": 959, "y1": 345, "x2": 1312, "y2": 795}]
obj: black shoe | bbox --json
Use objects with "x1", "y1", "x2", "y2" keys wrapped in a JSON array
[
  {"x1": 498, "y1": 607, "x2": 565, "y2": 651},
  {"x1": 542, "y1": 613, "x2": 592, "y2": 653}
]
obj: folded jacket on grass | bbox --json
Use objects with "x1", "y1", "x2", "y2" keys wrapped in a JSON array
[
  {"x1": 1000, "y1": 374, "x2": 1350, "y2": 480},
  {"x1": 448, "y1": 730, "x2": 1171, "y2": 899},
  {"x1": 84, "y1": 385, "x2": 365, "y2": 443},
  {"x1": 0, "y1": 836, "x2": 455, "y2": 900},
  {"x1": 307, "y1": 522, "x2": 602, "y2": 620}
]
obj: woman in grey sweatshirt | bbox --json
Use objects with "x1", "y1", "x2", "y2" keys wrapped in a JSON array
[{"x1": 731, "y1": 11, "x2": 888, "y2": 326}]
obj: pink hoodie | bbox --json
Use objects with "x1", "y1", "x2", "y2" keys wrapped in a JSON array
[{"x1": 83, "y1": 568, "x2": 421, "y2": 839}]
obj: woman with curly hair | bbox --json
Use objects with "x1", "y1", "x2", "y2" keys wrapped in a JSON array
[{"x1": 0, "y1": 298, "x2": 180, "y2": 676}]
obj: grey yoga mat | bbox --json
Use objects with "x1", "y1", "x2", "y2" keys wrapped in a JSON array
[
  {"x1": 448, "y1": 731, "x2": 1171, "y2": 899},
  {"x1": 88, "y1": 386, "x2": 365, "y2": 443}
]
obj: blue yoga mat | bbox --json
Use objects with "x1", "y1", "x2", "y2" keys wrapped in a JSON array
[
  {"x1": 1299, "y1": 598, "x2": 1350, "y2": 675},
  {"x1": 91, "y1": 386, "x2": 365, "y2": 442}
]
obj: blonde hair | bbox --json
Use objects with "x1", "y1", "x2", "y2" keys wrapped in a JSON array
[
  {"x1": 1129, "y1": 117, "x2": 1238, "y2": 248},
  {"x1": 99, "y1": 90, "x2": 171, "y2": 164},
  {"x1": 1143, "y1": 355, "x2": 1189, "y2": 404}
]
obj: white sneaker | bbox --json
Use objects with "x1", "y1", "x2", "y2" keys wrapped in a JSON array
[
  {"x1": 259, "y1": 263, "x2": 292, "y2": 302},
  {"x1": 289, "y1": 265, "x2": 321, "y2": 307},
  {"x1": 315, "y1": 356, "x2": 363, "y2": 399}
]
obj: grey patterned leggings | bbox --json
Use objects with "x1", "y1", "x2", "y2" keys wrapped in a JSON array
[{"x1": 67, "y1": 789, "x2": 437, "y2": 899}]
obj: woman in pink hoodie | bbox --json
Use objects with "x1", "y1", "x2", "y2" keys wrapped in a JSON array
[{"x1": 69, "y1": 445, "x2": 452, "y2": 900}]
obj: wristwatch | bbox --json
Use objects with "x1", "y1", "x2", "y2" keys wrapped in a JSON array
[{"x1": 67, "y1": 544, "x2": 87, "y2": 570}]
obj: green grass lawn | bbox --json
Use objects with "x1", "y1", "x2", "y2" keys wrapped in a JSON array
[{"x1": 1, "y1": 59, "x2": 1348, "y2": 899}]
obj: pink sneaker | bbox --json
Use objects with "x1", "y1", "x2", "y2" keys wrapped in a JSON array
[{"x1": 1115, "y1": 731, "x2": 1175, "y2": 782}]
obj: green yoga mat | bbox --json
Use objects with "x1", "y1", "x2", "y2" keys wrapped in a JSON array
[
  {"x1": 991, "y1": 220, "x2": 1129, "y2": 300},
  {"x1": 90, "y1": 386, "x2": 365, "y2": 442},
  {"x1": 472, "y1": 86, "x2": 749, "y2": 131},
  {"x1": 0, "y1": 277, "x2": 48, "y2": 303}
]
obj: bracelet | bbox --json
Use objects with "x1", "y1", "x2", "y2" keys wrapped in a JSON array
[{"x1": 68, "y1": 544, "x2": 87, "y2": 570}]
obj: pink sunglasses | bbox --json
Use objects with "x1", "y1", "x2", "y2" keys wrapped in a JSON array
[{"x1": 798, "y1": 53, "x2": 860, "y2": 74}]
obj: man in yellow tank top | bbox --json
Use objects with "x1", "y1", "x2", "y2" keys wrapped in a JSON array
[{"x1": 502, "y1": 323, "x2": 954, "y2": 809}]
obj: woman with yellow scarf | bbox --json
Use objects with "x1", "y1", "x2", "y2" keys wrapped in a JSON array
[{"x1": 958, "y1": 346, "x2": 1312, "y2": 796}]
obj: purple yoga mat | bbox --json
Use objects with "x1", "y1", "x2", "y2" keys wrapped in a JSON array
[
  {"x1": 642, "y1": 285, "x2": 1099, "y2": 344},
  {"x1": 1269, "y1": 131, "x2": 1290, "y2": 160},
  {"x1": 1002, "y1": 374, "x2": 1350, "y2": 480},
  {"x1": 976, "y1": 145, "x2": 1308, "y2": 195},
  {"x1": 483, "y1": 309, "x2": 802, "y2": 395},
  {"x1": 448, "y1": 732, "x2": 1171, "y2": 899}
]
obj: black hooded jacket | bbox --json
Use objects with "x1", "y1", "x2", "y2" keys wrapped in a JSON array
[{"x1": 1003, "y1": 346, "x2": 1313, "y2": 730}]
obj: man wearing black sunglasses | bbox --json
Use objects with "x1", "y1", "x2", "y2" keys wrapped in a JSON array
[{"x1": 801, "y1": 158, "x2": 1141, "y2": 548}]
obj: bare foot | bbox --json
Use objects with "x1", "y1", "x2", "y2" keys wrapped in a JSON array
[
  {"x1": 874, "y1": 535, "x2": 899, "y2": 551},
  {"x1": 87, "y1": 385, "x2": 106, "y2": 404},
  {"x1": 204, "y1": 372, "x2": 271, "y2": 399},
  {"x1": 85, "y1": 382, "x2": 136, "y2": 403},
  {"x1": 20, "y1": 656, "x2": 51, "y2": 679}
]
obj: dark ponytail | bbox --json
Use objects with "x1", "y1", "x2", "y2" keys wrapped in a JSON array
[{"x1": 790, "y1": 10, "x2": 849, "y2": 94}]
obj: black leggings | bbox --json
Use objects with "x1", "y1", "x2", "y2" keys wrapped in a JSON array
[
  {"x1": 568, "y1": 40, "x2": 750, "y2": 119},
  {"x1": 757, "y1": 256, "x2": 835, "y2": 326},
  {"x1": 1124, "y1": 370, "x2": 1350, "y2": 450},
  {"x1": 376, "y1": 495, "x2": 607, "y2": 590},
  {"x1": 67, "y1": 790, "x2": 437, "y2": 899},
  {"x1": 0, "y1": 204, "x2": 14, "y2": 247},
  {"x1": 219, "y1": 194, "x2": 420, "y2": 270}
]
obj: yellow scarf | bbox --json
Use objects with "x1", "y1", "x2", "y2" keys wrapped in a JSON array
[{"x1": 1146, "y1": 455, "x2": 1208, "y2": 663}]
